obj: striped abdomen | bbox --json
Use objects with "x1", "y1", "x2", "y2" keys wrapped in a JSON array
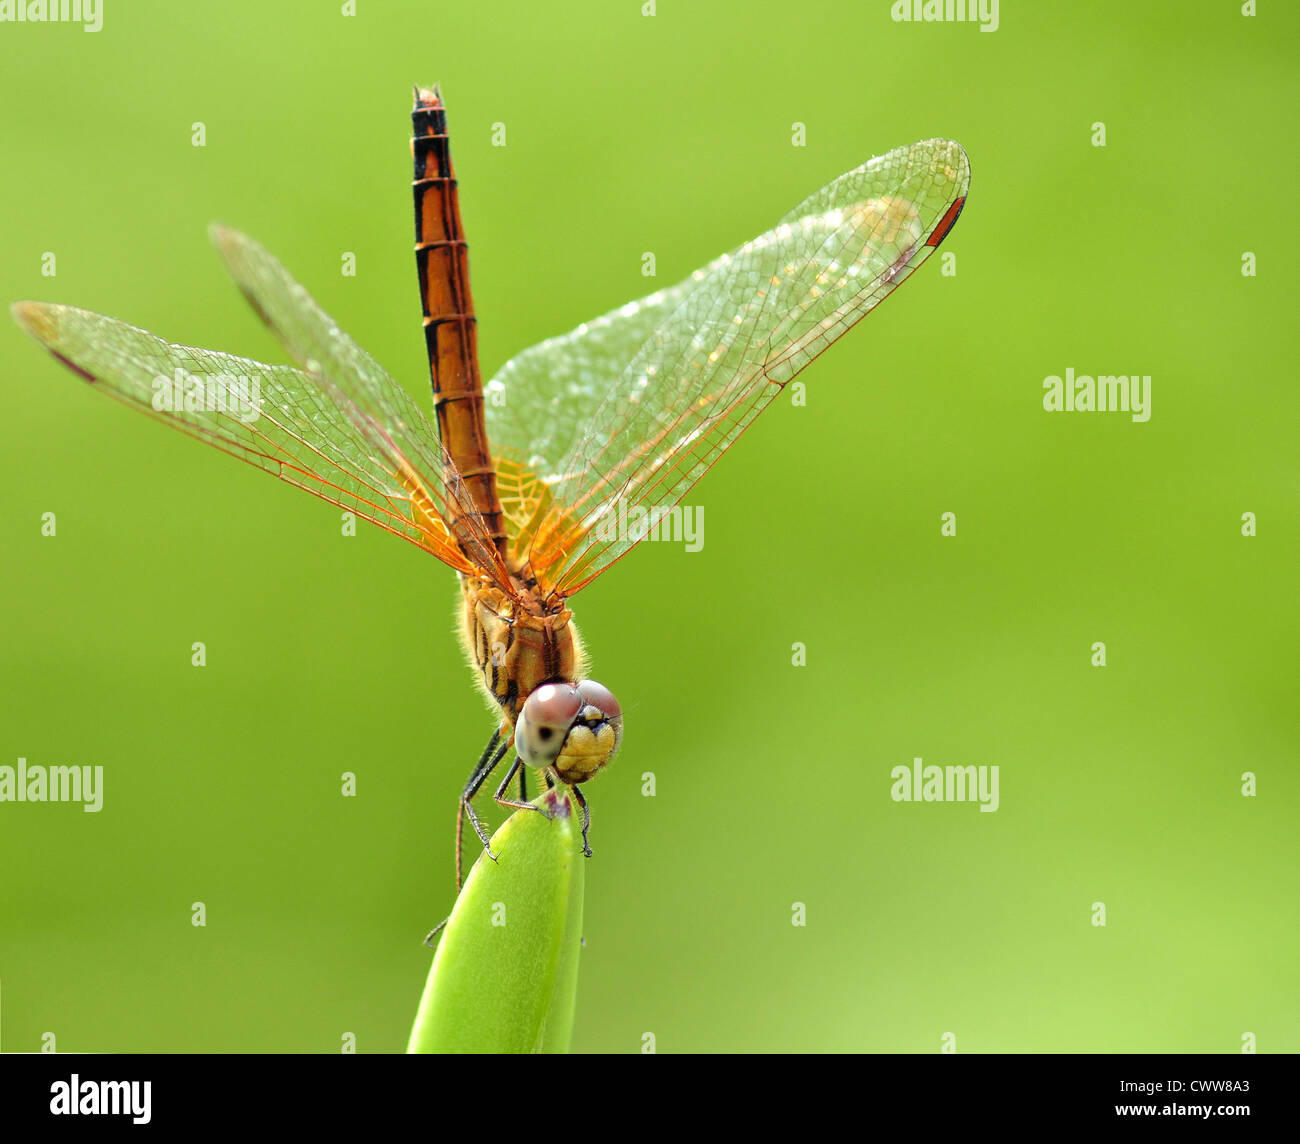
[{"x1": 411, "y1": 87, "x2": 507, "y2": 561}]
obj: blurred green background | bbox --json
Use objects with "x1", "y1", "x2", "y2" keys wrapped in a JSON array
[{"x1": 0, "y1": 0, "x2": 1295, "y2": 1053}]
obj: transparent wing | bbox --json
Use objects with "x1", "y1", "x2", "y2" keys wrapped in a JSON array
[
  {"x1": 11, "y1": 302, "x2": 483, "y2": 575},
  {"x1": 485, "y1": 139, "x2": 969, "y2": 597},
  {"x1": 208, "y1": 224, "x2": 510, "y2": 588}
]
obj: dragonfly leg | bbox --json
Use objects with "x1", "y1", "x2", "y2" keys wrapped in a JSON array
[
  {"x1": 456, "y1": 729, "x2": 511, "y2": 889},
  {"x1": 495, "y1": 764, "x2": 592, "y2": 857},
  {"x1": 571, "y1": 784, "x2": 592, "y2": 858},
  {"x1": 493, "y1": 755, "x2": 545, "y2": 816},
  {"x1": 423, "y1": 917, "x2": 447, "y2": 948}
]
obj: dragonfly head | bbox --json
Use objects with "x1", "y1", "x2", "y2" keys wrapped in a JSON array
[{"x1": 515, "y1": 680, "x2": 622, "y2": 786}]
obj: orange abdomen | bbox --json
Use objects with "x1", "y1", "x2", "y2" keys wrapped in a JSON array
[{"x1": 411, "y1": 88, "x2": 507, "y2": 560}]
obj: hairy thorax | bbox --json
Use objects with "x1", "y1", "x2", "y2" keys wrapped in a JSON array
[{"x1": 459, "y1": 574, "x2": 586, "y2": 723}]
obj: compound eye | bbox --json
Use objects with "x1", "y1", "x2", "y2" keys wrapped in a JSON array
[
  {"x1": 515, "y1": 683, "x2": 583, "y2": 768},
  {"x1": 575, "y1": 680, "x2": 621, "y2": 720},
  {"x1": 526, "y1": 682, "x2": 584, "y2": 727}
]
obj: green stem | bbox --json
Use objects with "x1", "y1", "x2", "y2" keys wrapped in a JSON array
[{"x1": 407, "y1": 786, "x2": 585, "y2": 1053}]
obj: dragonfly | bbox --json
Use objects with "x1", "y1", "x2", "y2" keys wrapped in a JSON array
[{"x1": 12, "y1": 87, "x2": 969, "y2": 889}]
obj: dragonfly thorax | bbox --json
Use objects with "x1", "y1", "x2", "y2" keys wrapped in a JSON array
[{"x1": 460, "y1": 574, "x2": 584, "y2": 721}]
